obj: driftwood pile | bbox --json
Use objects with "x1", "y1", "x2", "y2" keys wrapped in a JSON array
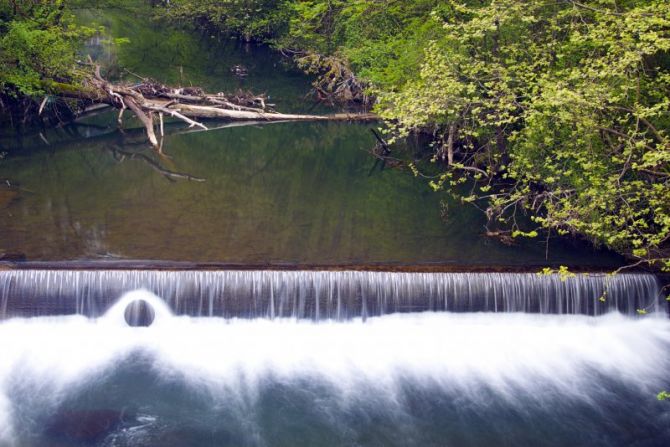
[
  {"x1": 293, "y1": 53, "x2": 371, "y2": 107},
  {"x1": 79, "y1": 66, "x2": 376, "y2": 149}
]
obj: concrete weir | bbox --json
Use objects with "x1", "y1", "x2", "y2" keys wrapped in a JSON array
[{"x1": 0, "y1": 269, "x2": 663, "y2": 319}]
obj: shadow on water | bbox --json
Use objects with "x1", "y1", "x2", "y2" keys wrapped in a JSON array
[{"x1": 0, "y1": 120, "x2": 622, "y2": 266}]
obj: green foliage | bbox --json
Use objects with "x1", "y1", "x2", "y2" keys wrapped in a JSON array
[
  {"x1": 659, "y1": 391, "x2": 670, "y2": 401},
  {"x1": 279, "y1": 0, "x2": 444, "y2": 91},
  {"x1": 160, "y1": 0, "x2": 292, "y2": 41},
  {"x1": 160, "y1": 1, "x2": 445, "y2": 93},
  {"x1": 375, "y1": 0, "x2": 670, "y2": 269},
  {"x1": 0, "y1": 1, "x2": 94, "y2": 96},
  {"x1": 537, "y1": 266, "x2": 575, "y2": 282},
  {"x1": 252, "y1": 2, "x2": 669, "y2": 271}
]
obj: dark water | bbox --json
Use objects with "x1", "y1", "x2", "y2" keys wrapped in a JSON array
[
  {"x1": 76, "y1": 5, "x2": 313, "y2": 112},
  {"x1": 0, "y1": 118, "x2": 623, "y2": 265}
]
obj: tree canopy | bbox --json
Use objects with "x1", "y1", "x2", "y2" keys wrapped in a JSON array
[
  {"x1": 371, "y1": 1, "x2": 670, "y2": 271},
  {"x1": 0, "y1": 0, "x2": 95, "y2": 97}
]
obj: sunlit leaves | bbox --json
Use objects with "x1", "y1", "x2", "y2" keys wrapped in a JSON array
[
  {"x1": 373, "y1": 0, "x2": 670, "y2": 268},
  {"x1": 0, "y1": 0, "x2": 95, "y2": 96}
]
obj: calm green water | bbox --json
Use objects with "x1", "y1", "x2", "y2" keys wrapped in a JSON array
[
  {"x1": 76, "y1": 6, "x2": 317, "y2": 113},
  {"x1": 0, "y1": 6, "x2": 620, "y2": 267}
]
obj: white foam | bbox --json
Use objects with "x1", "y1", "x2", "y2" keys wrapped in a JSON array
[
  {"x1": 140, "y1": 311, "x2": 670, "y2": 395},
  {"x1": 0, "y1": 290, "x2": 669, "y2": 444},
  {"x1": 99, "y1": 288, "x2": 173, "y2": 327},
  {"x1": 0, "y1": 394, "x2": 12, "y2": 447}
]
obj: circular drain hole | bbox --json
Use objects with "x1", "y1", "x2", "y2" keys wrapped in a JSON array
[{"x1": 124, "y1": 299, "x2": 155, "y2": 327}]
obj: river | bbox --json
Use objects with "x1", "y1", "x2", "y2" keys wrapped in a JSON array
[{"x1": 0, "y1": 6, "x2": 620, "y2": 268}]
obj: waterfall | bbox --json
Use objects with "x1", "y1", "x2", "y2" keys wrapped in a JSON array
[
  {"x1": 1, "y1": 273, "x2": 668, "y2": 445},
  {"x1": 0, "y1": 270, "x2": 662, "y2": 319}
]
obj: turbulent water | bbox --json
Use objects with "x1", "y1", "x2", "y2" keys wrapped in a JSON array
[
  {"x1": 0, "y1": 270, "x2": 662, "y2": 319},
  {"x1": 0, "y1": 289, "x2": 669, "y2": 446}
]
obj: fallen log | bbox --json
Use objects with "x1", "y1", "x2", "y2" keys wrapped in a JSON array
[
  {"x1": 146, "y1": 100, "x2": 376, "y2": 122},
  {"x1": 53, "y1": 67, "x2": 377, "y2": 149},
  {"x1": 124, "y1": 97, "x2": 159, "y2": 148}
]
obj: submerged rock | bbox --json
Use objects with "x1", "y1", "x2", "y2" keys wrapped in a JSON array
[
  {"x1": 45, "y1": 409, "x2": 126, "y2": 444},
  {"x1": 231, "y1": 64, "x2": 248, "y2": 78},
  {"x1": 0, "y1": 252, "x2": 26, "y2": 262},
  {"x1": 0, "y1": 187, "x2": 17, "y2": 209}
]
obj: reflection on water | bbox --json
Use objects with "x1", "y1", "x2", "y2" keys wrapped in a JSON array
[
  {"x1": 0, "y1": 121, "x2": 620, "y2": 265},
  {"x1": 76, "y1": 6, "x2": 318, "y2": 113}
]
